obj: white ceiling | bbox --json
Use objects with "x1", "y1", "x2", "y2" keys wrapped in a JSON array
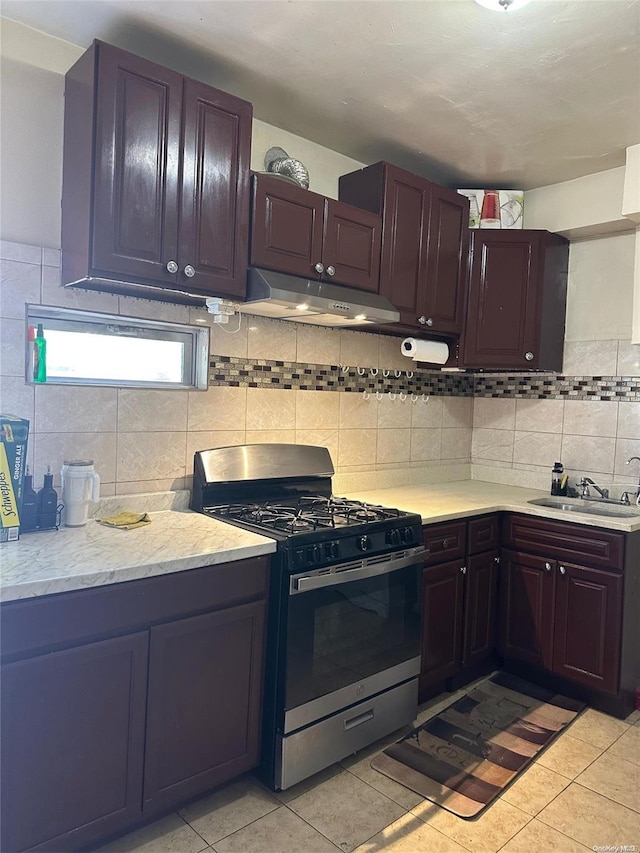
[{"x1": 3, "y1": 0, "x2": 640, "y2": 189}]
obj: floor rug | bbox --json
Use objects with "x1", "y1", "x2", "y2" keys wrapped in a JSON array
[{"x1": 371, "y1": 672, "x2": 585, "y2": 819}]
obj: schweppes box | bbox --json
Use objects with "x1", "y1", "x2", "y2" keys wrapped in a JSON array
[{"x1": 0, "y1": 415, "x2": 29, "y2": 542}]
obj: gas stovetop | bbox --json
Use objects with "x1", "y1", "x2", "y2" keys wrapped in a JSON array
[
  {"x1": 191, "y1": 444, "x2": 424, "y2": 570},
  {"x1": 204, "y1": 496, "x2": 406, "y2": 535}
]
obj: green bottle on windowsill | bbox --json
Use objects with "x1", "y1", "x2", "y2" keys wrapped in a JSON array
[{"x1": 33, "y1": 323, "x2": 46, "y2": 383}]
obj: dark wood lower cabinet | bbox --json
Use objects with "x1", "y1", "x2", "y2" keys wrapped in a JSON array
[
  {"x1": 553, "y1": 561, "x2": 623, "y2": 694},
  {"x1": 1, "y1": 633, "x2": 148, "y2": 853},
  {"x1": 500, "y1": 515, "x2": 637, "y2": 716},
  {"x1": 420, "y1": 559, "x2": 465, "y2": 689},
  {"x1": 463, "y1": 550, "x2": 499, "y2": 668},
  {"x1": 0, "y1": 557, "x2": 269, "y2": 852},
  {"x1": 420, "y1": 516, "x2": 500, "y2": 699},
  {"x1": 143, "y1": 600, "x2": 266, "y2": 814},
  {"x1": 499, "y1": 549, "x2": 556, "y2": 670}
]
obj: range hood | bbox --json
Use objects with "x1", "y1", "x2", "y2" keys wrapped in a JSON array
[{"x1": 240, "y1": 268, "x2": 400, "y2": 327}]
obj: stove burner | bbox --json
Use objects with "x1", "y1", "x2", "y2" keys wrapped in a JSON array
[{"x1": 208, "y1": 496, "x2": 402, "y2": 532}]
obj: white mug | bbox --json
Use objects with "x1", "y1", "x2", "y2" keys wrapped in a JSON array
[{"x1": 61, "y1": 460, "x2": 100, "y2": 527}]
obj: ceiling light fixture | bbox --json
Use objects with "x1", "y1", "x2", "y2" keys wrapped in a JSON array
[{"x1": 474, "y1": 0, "x2": 532, "y2": 10}]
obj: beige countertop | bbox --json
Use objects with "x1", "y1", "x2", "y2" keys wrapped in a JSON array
[
  {"x1": 2, "y1": 480, "x2": 638, "y2": 603},
  {"x1": 341, "y1": 480, "x2": 640, "y2": 533},
  {"x1": 0, "y1": 510, "x2": 276, "y2": 602}
]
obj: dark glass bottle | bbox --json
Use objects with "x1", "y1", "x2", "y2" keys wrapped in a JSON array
[
  {"x1": 36, "y1": 465, "x2": 58, "y2": 529},
  {"x1": 21, "y1": 465, "x2": 38, "y2": 532}
]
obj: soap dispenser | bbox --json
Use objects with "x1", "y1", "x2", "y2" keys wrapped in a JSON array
[{"x1": 551, "y1": 462, "x2": 564, "y2": 496}]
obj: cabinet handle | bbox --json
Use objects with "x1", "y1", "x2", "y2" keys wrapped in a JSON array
[
  {"x1": 525, "y1": 351, "x2": 534, "y2": 361},
  {"x1": 460, "y1": 565, "x2": 467, "y2": 575},
  {"x1": 544, "y1": 562, "x2": 552, "y2": 572},
  {"x1": 326, "y1": 265, "x2": 335, "y2": 276},
  {"x1": 417, "y1": 316, "x2": 434, "y2": 326},
  {"x1": 314, "y1": 262, "x2": 324, "y2": 274},
  {"x1": 559, "y1": 565, "x2": 566, "y2": 575},
  {"x1": 184, "y1": 264, "x2": 196, "y2": 278},
  {"x1": 166, "y1": 260, "x2": 178, "y2": 274}
]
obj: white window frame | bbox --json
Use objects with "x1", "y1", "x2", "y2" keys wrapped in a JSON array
[{"x1": 26, "y1": 305, "x2": 210, "y2": 390}]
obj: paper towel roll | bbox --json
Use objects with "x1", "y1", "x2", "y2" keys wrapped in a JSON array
[{"x1": 401, "y1": 338, "x2": 449, "y2": 365}]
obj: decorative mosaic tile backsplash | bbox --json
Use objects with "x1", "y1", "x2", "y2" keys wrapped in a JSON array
[
  {"x1": 473, "y1": 374, "x2": 640, "y2": 402},
  {"x1": 209, "y1": 357, "x2": 640, "y2": 402},
  {"x1": 209, "y1": 357, "x2": 474, "y2": 396}
]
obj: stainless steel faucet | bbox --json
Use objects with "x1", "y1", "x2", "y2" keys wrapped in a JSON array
[
  {"x1": 578, "y1": 477, "x2": 609, "y2": 499},
  {"x1": 627, "y1": 456, "x2": 640, "y2": 499}
]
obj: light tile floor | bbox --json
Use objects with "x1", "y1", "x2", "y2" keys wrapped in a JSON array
[{"x1": 98, "y1": 688, "x2": 640, "y2": 853}]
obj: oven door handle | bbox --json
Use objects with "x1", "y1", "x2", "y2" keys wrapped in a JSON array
[{"x1": 291, "y1": 547, "x2": 426, "y2": 594}]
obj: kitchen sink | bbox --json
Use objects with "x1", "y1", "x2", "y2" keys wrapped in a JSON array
[{"x1": 528, "y1": 496, "x2": 640, "y2": 519}]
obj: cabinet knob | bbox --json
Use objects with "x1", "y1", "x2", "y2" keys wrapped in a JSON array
[
  {"x1": 417, "y1": 316, "x2": 433, "y2": 326},
  {"x1": 525, "y1": 351, "x2": 534, "y2": 361},
  {"x1": 184, "y1": 265, "x2": 196, "y2": 278},
  {"x1": 460, "y1": 565, "x2": 467, "y2": 575},
  {"x1": 442, "y1": 539, "x2": 450, "y2": 548},
  {"x1": 314, "y1": 262, "x2": 324, "y2": 274},
  {"x1": 166, "y1": 260, "x2": 178, "y2": 274},
  {"x1": 559, "y1": 565, "x2": 566, "y2": 575},
  {"x1": 326, "y1": 265, "x2": 335, "y2": 276},
  {"x1": 544, "y1": 562, "x2": 552, "y2": 572},
  {"x1": 494, "y1": 556, "x2": 500, "y2": 564}
]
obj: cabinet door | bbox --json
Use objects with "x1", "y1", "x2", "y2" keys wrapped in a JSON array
[
  {"x1": 553, "y1": 562, "x2": 623, "y2": 694},
  {"x1": 323, "y1": 199, "x2": 381, "y2": 292},
  {"x1": 378, "y1": 166, "x2": 431, "y2": 325},
  {"x1": 423, "y1": 185, "x2": 469, "y2": 335},
  {"x1": 462, "y1": 550, "x2": 499, "y2": 668},
  {"x1": 420, "y1": 559, "x2": 465, "y2": 689},
  {"x1": 463, "y1": 231, "x2": 542, "y2": 368},
  {"x1": 1, "y1": 633, "x2": 148, "y2": 853},
  {"x1": 250, "y1": 175, "x2": 324, "y2": 278},
  {"x1": 143, "y1": 600, "x2": 266, "y2": 814},
  {"x1": 179, "y1": 79, "x2": 252, "y2": 299},
  {"x1": 499, "y1": 549, "x2": 555, "y2": 670},
  {"x1": 92, "y1": 43, "x2": 182, "y2": 284}
]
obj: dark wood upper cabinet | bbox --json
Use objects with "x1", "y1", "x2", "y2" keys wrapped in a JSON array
[
  {"x1": 339, "y1": 161, "x2": 469, "y2": 334},
  {"x1": 461, "y1": 230, "x2": 569, "y2": 370},
  {"x1": 62, "y1": 41, "x2": 252, "y2": 302},
  {"x1": 250, "y1": 173, "x2": 381, "y2": 292}
]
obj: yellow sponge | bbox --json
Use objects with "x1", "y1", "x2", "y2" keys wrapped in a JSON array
[{"x1": 96, "y1": 511, "x2": 151, "y2": 530}]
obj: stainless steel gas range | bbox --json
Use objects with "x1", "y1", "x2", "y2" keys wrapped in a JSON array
[{"x1": 191, "y1": 444, "x2": 426, "y2": 790}]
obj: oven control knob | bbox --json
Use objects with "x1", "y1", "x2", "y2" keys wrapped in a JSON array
[
  {"x1": 358, "y1": 535, "x2": 372, "y2": 551},
  {"x1": 386, "y1": 529, "x2": 401, "y2": 547},
  {"x1": 306, "y1": 546, "x2": 319, "y2": 565},
  {"x1": 402, "y1": 527, "x2": 414, "y2": 544},
  {"x1": 325, "y1": 541, "x2": 341, "y2": 560}
]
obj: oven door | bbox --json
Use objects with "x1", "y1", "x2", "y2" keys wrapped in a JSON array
[{"x1": 284, "y1": 547, "x2": 424, "y2": 734}]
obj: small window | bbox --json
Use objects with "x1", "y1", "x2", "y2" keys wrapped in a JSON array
[{"x1": 26, "y1": 305, "x2": 209, "y2": 390}]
